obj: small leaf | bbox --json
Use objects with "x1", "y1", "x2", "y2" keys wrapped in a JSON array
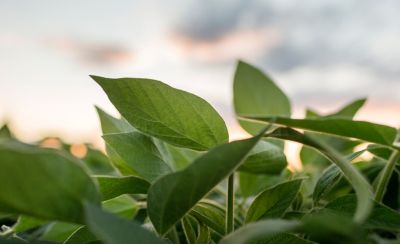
[
  {"x1": 190, "y1": 200, "x2": 226, "y2": 235},
  {"x1": 64, "y1": 226, "x2": 99, "y2": 244},
  {"x1": 0, "y1": 142, "x2": 100, "y2": 223},
  {"x1": 246, "y1": 179, "x2": 303, "y2": 223},
  {"x1": 182, "y1": 216, "x2": 198, "y2": 244},
  {"x1": 238, "y1": 140, "x2": 287, "y2": 174},
  {"x1": 148, "y1": 130, "x2": 266, "y2": 235},
  {"x1": 246, "y1": 116, "x2": 397, "y2": 147},
  {"x1": 103, "y1": 132, "x2": 172, "y2": 182},
  {"x1": 95, "y1": 106, "x2": 134, "y2": 134},
  {"x1": 196, "y1": 224, "x2": 210, "y2": 244},
  {"x1": 239, "y1": 173, "x2": 282, "y2": 198},
  {"x1": 0, "y1": 124, "x2": 13, "y2": 139},
  {"x1": 233, "y1": 60, "x2": 291, "y2": 135},
  {"x1": 92, "y1": 76, "x2": 228, "y2": 151},
  {"x1": 252, "y1": 233, "x2": 316, "y2": 244},
  {"x1": 13, "y1": 216, "x2": 46, "y2": 233},
  {"x1": 220, "y1": 219, "x2": 301, "y2": 244},
  {"x1": 83, "y1": 203, "x2": 166, "y2": 244},
  {"x1": 95, "y1": 176, "x2": 150, "y2": 201}
]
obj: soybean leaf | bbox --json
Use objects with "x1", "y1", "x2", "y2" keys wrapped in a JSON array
[
  {"x1": 13, "y1": 216, "x2": 46, "y2": 233},
  {"x1": 196, "y1": 224, "x2": 210, "y2": 244},
  {"x1": 233, "y1": 60, "x2": 291, "y2": 135},
  {"x1": 300, "y1": 98, "x2": 365, "y2": 167},
  {"x1": 246, "y1": 116, "x2": 398, "y2": 147},
  {"x1": 82, "y1": 146, "x2": 116, "y2": 175},
  {"x1": 238, "y1": 140, "x2": 287, "y2": 174},
  {"x1": 265, "y1": 127, "x2": 373, "y2": 223},
  {"x1": 0, "y1": 124, "x2": 13, "y2": 139},
  {"x1": 95, "y1": 106, "x2": 134, "y2": 134},
  {"x1": 313, "y1": 150, "x2": 366, "y2": 204},
  {"x1": 220, "y1": 219, "x2": 301, "y2": 244},
  {"x1": 41, "y1": 222, "x2": 80, "y2": 242},
  {"x1": 92, "y1": 76, "x2": 228, "y2": 151},
  {"x1": 245, "y1": 179, "x2": 303, "y2": 223},
  {"x1": 189, "y1": 200, "x2": 226, "y2": 235},
  {"x1": 147, "y1": 130, "x2": 266, "y2": 235},
  {"x1": 103, "y1": 132, "x2": 172, "y2": 182},
  {"x1": 94, "y1": 176, "x2": 150, "y2": 201},
  {"x1": 83, "y1": 203, "x2": 166, "y2": 244},
  {"x1": 325, "y1": 195, "x2": 400, "y2": 231},
  {"x1": 0, "y1": 142, "x2": 100, "y2": 223},
  {"x1": 182, "y1": 216, "x2": 198, "y2": 244},
  {"x1": 64, "y1": 226, "x2": 99, "y2": 244},
  {"x1": 252, "y1": 233, "x2": 316, "y2": 244},
  {"x1": 367, "y1": 144, "x2": 394, "y2": 161},
  {"x1": 239, "y1": 173, "x2": 282, "y2": 198}
]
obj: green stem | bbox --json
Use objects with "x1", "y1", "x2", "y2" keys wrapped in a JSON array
[
  {"x1": 375, "y1": 150, "x2": 400, "y2": 202},
  {"x1": 226, "y1": 174, "x2": 234, "y2": 234}
]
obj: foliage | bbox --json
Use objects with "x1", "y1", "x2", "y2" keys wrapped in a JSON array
[{"x1": 0, "y1": 60, "x2": 399, "y2": 244}]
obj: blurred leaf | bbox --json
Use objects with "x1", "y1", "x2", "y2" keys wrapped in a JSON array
[
  {"x1": 82, "y1": 146, "x2": 116, "y2": 175},
  {"x1": 245, "y1": 179, "x2": 303, "y2": 223},
  {"x1": 41, "y1": 222, "x2": 80, "y2": 242},
  {"x1": 0, "y1": 124, "x2": 13, "y2": 139},
  {"x1": 92, "y1": 76, "x2": 228, "y2": 151},
  {"x1": 0, "y1": 142, "x2": 100, "y2": 223},
  {"x1": 238, "y1": 140, "x2": 287, "y2": 174},
  {"x1": 13, "y1": 216, "x2": 46, "y2": 233},
  {"x1": 190, "y1": 200, "x2": 226, "y2": 236},
  {"x1": 252, "y1": 233, "x2": 316, "y2": 244},
  {"x1": 233, "y1": 60, "x2": 291, "y2": 135},
  {"x1": 239, "y1": 173, "x2": 282, "y2": 198},
  {"x1": 196, "y1": 224, "x2": 210, "y2": 244},
  {"x1": 148, "y1": 130, "x2": 266, "y2": 235},
  {"x1": 367, "y1": 144, "x2": 394, "y2": 161},
  {"x1": 325, "y1": 195, "x2": 400, "y2": 231},
  {"x1": 182, "y1": 216, "x2": 198, "y2": 244},
  {"x1": 103, "y1": 132, "x2": 172, "y2": 182},
  {"x1": 83, "y1": 203, "x2": 166, "y2": 244},
  {"x1": 220, "y1": 219, "x2": 301, "y2": 244},
  {"x1": 64, "y1": 226, "x2": 100, "y2": 244},
  {"x1": 95, "y1": 176, "x2": 150, "y2": 201}
]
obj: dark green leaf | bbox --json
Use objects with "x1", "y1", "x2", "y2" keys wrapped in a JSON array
[
  {"x1": 245, "y1": 179, "x2": 303, "y2": 223},
  {"x1": 92, "y1": 76, "x2": 228, "y2": 151},
  {"x1": 220, "y1": 219, "x2": 301, "y2": 244},
  {"x1": 64, "y1": 226, "x2": 99, "y2": 244},
  {"x1": 83, "y1": 203, "x2": 166, "y2": 244},
  {"x1": 95, "y1": 176, "x2": 150, "y2": 201},
  {"x1": 0, "y1": 142, "x2": 100, "y2": 223},
  {"x1": 190, "y1": 200, "x2": 226, "y2": 235},
  {"x1": 148, "y1": 130, "x2": 266, "y2": 235},
  {"x1": 182, "y1": 216, "x2": 198, "y2": 244},
  {"x1": 252, "y1": 233, "x2": 316, "y2": 244},
  {"x1": 238, "y1": 140, "x2": 287, "y2": 174},
  {"x1": 196, "y1": 224, "x2": 210, "y2": 244},
  {"x1": 103, "y1": 132, "x2": 172, "y2": 182},
  {"x1": 233, "y1": 60, "x2": 291, "y2": 135}
]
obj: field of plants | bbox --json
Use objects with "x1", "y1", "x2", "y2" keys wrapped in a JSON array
[{"x1": 0, "y1": 61, "x2": 399, "y2": 244}]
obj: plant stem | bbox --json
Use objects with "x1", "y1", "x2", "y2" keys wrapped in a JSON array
[
  {"x1": 375, "y1": 150, "x2": 400, "y2": 202},
  {"x1": 226, "y1": 174, "x2": 235, "y2": 234}
]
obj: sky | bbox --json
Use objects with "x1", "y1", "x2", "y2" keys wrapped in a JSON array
[{"x1": 1, "y1": 0, "x2": 399, "y2": 147}]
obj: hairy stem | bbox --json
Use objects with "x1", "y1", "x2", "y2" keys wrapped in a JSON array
[
  {"x1": 375, "y1": 150, "x2": 400, "y2": 202},
  {"x1": 226, "y1": 174, "x2": 234, "y2": 234}
]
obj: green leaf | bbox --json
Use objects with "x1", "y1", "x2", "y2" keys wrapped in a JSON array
[
  {"x1": 196, "y1": 223, "x2": 210, "y2": 244},
  {"x1": 83, "y1": 203, "x2": 166, "y2": 244},
  {"x1": 233, "y1": 60, "x2": 291, "y2": 135},
  {"x1": 64, "y1": 226, "x2": 100, "y2": 244},
  {"x1": 367, "y1": 144, "x2": 394, "y2": 161},
  {"x1": 182, "y1": 216, "x2": 198, "y2": 244},
  {"x1": 103, "y1": 132, "x2": 172, "y2": 182},
  {"x1": 95, "y1": 106, "x2": 134, "y2": 134},
  {"x1": 147, "y1": 130, "x2": 266, "y2": 235},
  {"x1": 300, "y1": 99, "x2": 365, "y2": 167},
  {"x1": 0, "y1": 124, "x2": 13, "y2": 139},
  {"x1": 220, "y1": 219, "x2": 301, "y2": 244},
  {"x1": 92, "y1": 76, "x2": 228, "y2": 151},
  {"x1": 41, "y1": 222, "x2": 80, "y2": 242},
  {"x1": 239, "y1": 173, "x2": 282, "y2": 198},
  {"x1": 190, "y1": 200, "x2": 226, "y2": 235},
  {"x1": 252, "y1": 233, "x2": 316, "y2": 244},
  {"x1": 95, "y1": 176, "x2": 150, "y2": 201},
  {"x1": 238, "y1": 140, "x2": 287, "y2": 174},
  {"x1": 245, "y1": 179, "x2": 303, "y2": 223},
  {"x1": 265, "y1": 127, "x2": 373, "y2": 223},
  {"x1": 0, "y1": 142, "x2": 100, "y2": 223},
  {"x1": 13, "y1": 216, "x2": 46, "y2": 233},
  {"x1": 245, "y1": 116, "x2": 398, "y2": 147},
  {"x1": 81, "y1": 146, "x2": 116, "y2": 175},
  {"x1": 325, "y1": 195, "x2": 400, "y2": 231}
]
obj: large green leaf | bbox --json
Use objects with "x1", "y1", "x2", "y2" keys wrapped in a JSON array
[
  {"x1": 103, "y1": 132, "x2": 172, "y2": 182},
  {"x1": 220, "y1": 219, "x2": 301, "y2": 244},
  {"x1": 325, "y1": 195, "x2": 400, "y2": 231},
  {"x1": 83, "y1": 203, "x2": 166, "y2": 244},
  {"x1": 92, "y1": 76, "x2": 228, "y2": 151},
  {"x1": 238, "y1": 140, "x2": 287, "y2": 174},
  {"x1": 0, "y1": 142, "x2": 100, "y2": 223},
  {"x1": 245, "y1": 179, "x2": 303, "y2": 223},
  {"x1": 147, "y1": 130, "x2": 266, "y2": 235},
  {"x1": 95, "y1": 176, "x2": 150, "y2": 201},
  {"x1": 245, "y1": 116, "x2": 398, "y2": 147},
  {"x1": 265, "y1": 127, "x2": 373, "y2": 223},
  {"x1": 233, "y1": 60, "x2": 291, "y2": 135}
]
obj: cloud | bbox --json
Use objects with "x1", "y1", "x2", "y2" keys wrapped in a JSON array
[{"x1": 45, "y1": 37, "x2": 134, "y2": 66}]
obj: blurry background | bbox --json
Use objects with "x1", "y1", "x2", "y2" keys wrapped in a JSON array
[{"x1": 1, "y1": 0, "x2": 399, "y2": 147}]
